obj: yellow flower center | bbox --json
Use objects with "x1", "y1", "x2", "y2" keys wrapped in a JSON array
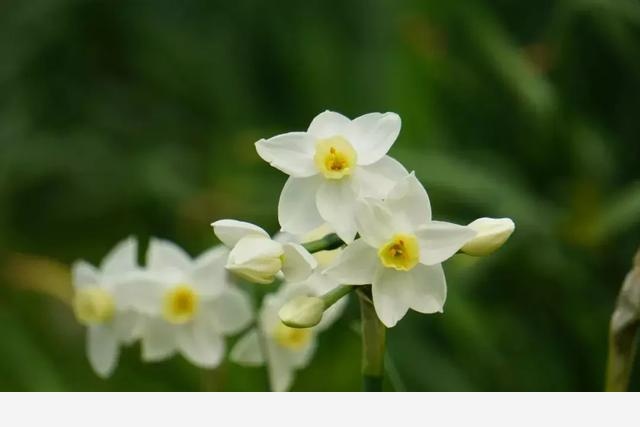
[
  {"x1": 72, "y1": 287, "x2": 115, "y2": 325},
  {"x1": 273, "y1": 322, "x2": 312, "y2": 350},
  {"x1": 313, "y1": 136, "x2": 357, "y2": 179},
  {"x1": 163, "y1": 284, "x2": 199, "y2": 324},
  {"x1": 378, "y1": 233, "x2": 420, "y2": 271}
]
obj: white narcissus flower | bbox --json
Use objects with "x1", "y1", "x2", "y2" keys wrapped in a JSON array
[
  {"x1": 71, "y1": 237, "x2": 142, "y2": 378},
  {"x1": 130, "y1": 239, "x2": 253, "y2": 369},
  {"x1": 212, "y1": 219, "x2": 317, "y2": 285},
  {"x1": 325, "y1": 173, "x2": 478, "y2": 328},
  {"x1": 229, "y1": 281, "x2": 340, "y2": 392},
  {"x1": 255, "y1": 111, "x2": 408, "y2": 243}
]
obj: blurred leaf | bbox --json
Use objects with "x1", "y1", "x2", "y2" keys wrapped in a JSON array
[
  {"x1": 592, "y1": 183, "x2": 640, "y2": 243},
  {"x1": 458, "y1": 3, "x2": 556, "y2": 117},
  {"x1": 2, "y1": 253, "x2": 73, "y2": 306}
]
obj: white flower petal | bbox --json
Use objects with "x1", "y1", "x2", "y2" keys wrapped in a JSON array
[
  {"x1": 354, "y1": 198, "x2": 396, "y2": 247},
  {"x1": 316, "y1": 179, "x2": 358, "y2": 243},
  {"x1": 324, "y1": 239, "x2": 378, "y2": 285},
  {"x1": 385, "y1": 172, "x2": 432, "y2": 230},
  {"x1": 352, "y1": 155, "x2": 408, "y2": 199},
  {"x1": 202, "y1": 287, "x2": 253, "y2": 335},
  {"x1": 141, "y1": 318, "x2": 177, "y2": 362},
  {"x1": 176, "y1": 322, "x2": 225, "y2": 369},
  {"x1": 351, "y1": 112, "x2": 401, "y2": 165},
  {"x1": 372, "y1": 267, "x2": 412, "y2": 328},
  {"x1": 101, "y1": 237, "x2": 138, "y2": 276},
  {"x1": 278, "y1": 176, "x2": 324, "y2": 235},
  {"x1": 147, "y1": 238, "x2": 192, "y2": 273},
  {"x1": 406, "y1": 263, "x2": 447, "y2": 314},
  {"x1": 317, "y1": 296, "x2": 348, "y2": 332},
  {"x1": 302, "y1": 270, "x2": 341, "y2": 295},
  {"x1": 255, "y1": 132, "x2": 317, "y2": 177},
  {"x1": 87, "y1": 325, "x2": 119, "y2": 378},
  {"x1": 272, "y1": 231, "x2": 293, "y2": 244},
  {"x1": 191, "y1": 246, "x2": 230, "y2": 297},
  {"x1": 307, "y1": 110, "x2": 352, "y2": 139},
  {"x1": 288, "y1": 338, "x2": 318, "y2": 369},
  {"x1": 111, "y1": 311, "x2": 143, "y2": 345},
  {"x1": 72, "y1": 260, "x2": 100, "y2": 289},
  {"x1": 230, "y1": 328, "x2": 265, "y2": 366},
  {"x1": 281, "y1": 243, "x2": 317, "y2": 283},
  {"x1": 211, "y1": 219, "x2": 270, "y2": 248},
  {"x1": 112, "y1": 271, "x2": 164, "y2": 315},
  {"x1": 267, "y1": 344, "x2": 296, "y2": 392},
  {"x1": 416, "y1": 221, "x2": 477, "y2": 265}
]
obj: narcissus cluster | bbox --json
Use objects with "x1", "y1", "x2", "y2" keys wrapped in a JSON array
[{"x1": 71, "y1": 111, "x2": 514, "y2": 390}]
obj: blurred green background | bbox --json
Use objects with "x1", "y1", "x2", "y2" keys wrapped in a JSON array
[{"x1": 1, "y1": 0, "x2": 640, "y2": 391}]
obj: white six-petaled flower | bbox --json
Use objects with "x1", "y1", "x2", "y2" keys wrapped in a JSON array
[
  {"x1": 71, "y1": 237, "x2": 142, "y2": 378},
  {"x1": 230, "y1": 280, "x2": 342, "y2": 392},
  {"x1": 127, "y1": 238, "x2": 253, "y2": 369},
  {"x1": 255, "y1": 111, "x2": 408, "y2": 243},
  {"x1": 212, "y1": 219, "x2": 317, "y2": 285},
  {"x1": 325, "y1": 173, "x2": 477, "y2": 327}
]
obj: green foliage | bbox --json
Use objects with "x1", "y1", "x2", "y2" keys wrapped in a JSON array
[{"x1": 1, "y1": 0, "x2": 640, "y2": 391}]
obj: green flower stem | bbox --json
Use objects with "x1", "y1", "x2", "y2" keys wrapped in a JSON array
[
  {"x1": 321, "y1": 284, "x2": 356, "y2": 309},
  {"x1": 302, "y1": 233, "x2": 344, "y2": 253},
  {"x1": 358, "y1": 287, "x2": 386, "y2": 392},
  {"x1": 606, "y1": 321, "x2": 639, "y2": 392},
  {"x1": 605, "y1": 247, "x2": 640, "y2": 392}
]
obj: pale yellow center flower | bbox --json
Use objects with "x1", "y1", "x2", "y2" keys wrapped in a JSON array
[
  {"x1": 273, "y1": 322, "x2": 312, "y2": 350},
  {"x1": 313, "y1": 136, "x2": 357, "y2": 179},
  {"x1": 73, "y1": 287, "x2": 115, "y2": 325},
  {"x1": 378, "y1": 233, "x2": 420, "y2": 271},
  {"x1": 163, "y1": 284, "x2": 199, "y2": 324}
]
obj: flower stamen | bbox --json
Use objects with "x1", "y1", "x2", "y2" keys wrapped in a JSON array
[
  {"x1": 273, "y1": 322, "x2": 312, "y2": 350},
  {"x1": 163, "y1": 284, "x2": 199, "y2": 324},
  {"x1": 314, "y1": 136, "x2": 357, "y2": 179},
  {"x1": 378, "y1": 233, "x2": 420, "y2": 271},
  {"x1": 73, "y1": 287, "x2": 115, "y2": 325}
]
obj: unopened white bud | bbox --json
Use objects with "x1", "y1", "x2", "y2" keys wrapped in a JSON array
[
  {"x1": 226, "y1": 235, "x2": 284, "y2": 284},
  {"x1": 278, "y1": 295, "x2": 325, "y2": 328},
  {"x1": 461, "y1": 217, "x2": 515, "y2": 256}
]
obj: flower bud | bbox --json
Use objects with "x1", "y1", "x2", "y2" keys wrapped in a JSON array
[
  {"x1": 461, "y1": 217, "x2": 515, "y2": 256},
  {"x1": 226, "y1": 235, "x2": 284, "y2": 284},
  {"x1": 278, "y1": 295, "x2": 325, "y2": 328}
]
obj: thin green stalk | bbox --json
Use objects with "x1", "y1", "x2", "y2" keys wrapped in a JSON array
[
  {"x1": 605, "y1": 246, "x2": 640, "y2": 392},
  {"x1": 606, "y1": 321, "x2": 639, "y2": 391},
  {"x1": 322, "y1": 285, "x2": 355, "y2": 309},
  {"x1": 358, "y1": 287, "x2": 386, "y2": 392},
  {"x1": 302, "y1": 233, "x2": 344, "y2": 253}
]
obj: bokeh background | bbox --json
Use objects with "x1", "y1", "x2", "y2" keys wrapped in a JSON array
[{"x1": 1, "y1": 0, "x2": 640, "y2": 391}]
